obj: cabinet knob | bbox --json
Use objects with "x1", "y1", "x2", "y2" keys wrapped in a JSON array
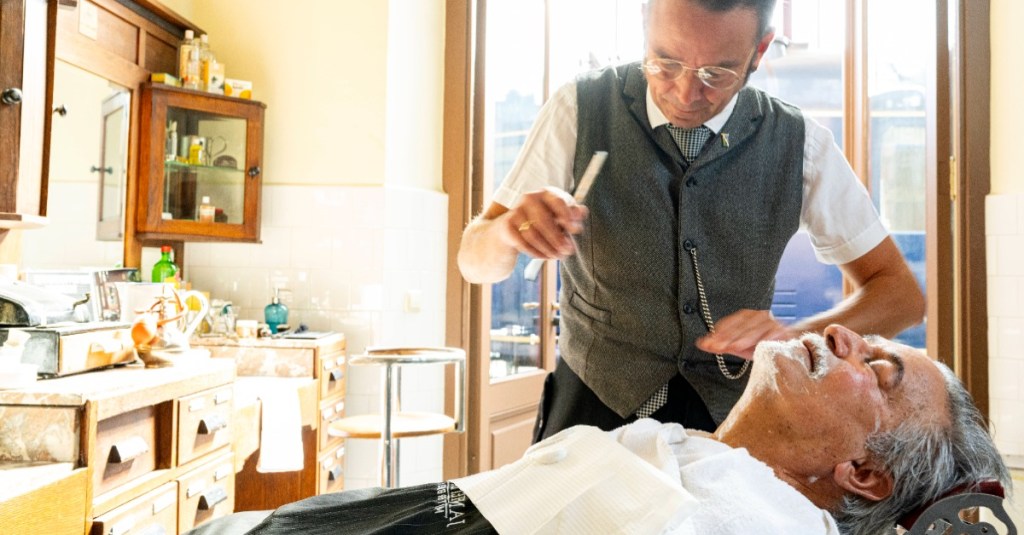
[
  {"x1": 247, "y1": 165, "x2": 261, "y2": 178},
  {"x1": 1, "y1": 88, "x2": 22, "y2": 105}
]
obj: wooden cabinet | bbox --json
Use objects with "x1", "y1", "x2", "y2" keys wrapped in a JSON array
[
  {"x1": 0, "y1": 0, "x2": 53, "y2": 229},
  {"x1": 192, "y1": 333, "x2": 347, "y2": 509},
  {"x1": 0, "y1": 358, "x2": 237, "y2": 534},
  {"x1": 137, "y1": 83, "x2": 265, "y2": 243}
]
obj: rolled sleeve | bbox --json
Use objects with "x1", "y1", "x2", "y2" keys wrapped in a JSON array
[{"x1": 800, "y1": 116, "x2": 888, "y2": 265}]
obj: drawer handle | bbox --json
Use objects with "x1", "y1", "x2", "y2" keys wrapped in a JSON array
[
  {"x1": 108, "y1": 436, "x2": 150, "y2": 464},
  {"x1": 329, "y1": 369, "x2": 344, "y2": 382},
  {"x1": 198, "y1": 414, "x2": 228, "y2": 434},
  {"x1": 328, "y1": 466, "x2": 343, "y2": 481},
  {"x1": 198, "y1": 486, "x2": 228, "y2": 510}
]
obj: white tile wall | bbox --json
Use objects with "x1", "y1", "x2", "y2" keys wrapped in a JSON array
[
  {"x1": 186, "y1": 183, "x2": 449, "y2": 489},
  {"x1": 986, "y1": 193, "x2": 1024, "y2": 461}
]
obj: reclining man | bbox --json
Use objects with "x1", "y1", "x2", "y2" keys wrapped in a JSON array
[{"x1": 190, "y1": 325, "x2": 1010, "y2": 534}]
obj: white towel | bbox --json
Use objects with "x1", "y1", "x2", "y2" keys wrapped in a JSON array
[
  {"x1": 667, "y1": 427, "x2": 840, "y2": 534},
  {"x1": 255, "y1": 384, "x2": 304, "y2": 473},
  {"x1": 454, "y1": 424, "x2": 697, "y2": 534}
]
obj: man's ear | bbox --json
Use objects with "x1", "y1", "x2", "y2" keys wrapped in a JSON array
[{"x1": 833, "y1": 459, "x2": 894, "y2": 502}]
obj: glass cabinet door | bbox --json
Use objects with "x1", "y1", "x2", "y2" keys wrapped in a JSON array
[
  {"x1": 163, "y1": 107, "x2": 246, "y2": 224},
  {"x1": 137, "y1": 83, "x2": 265, "y2": 242}
]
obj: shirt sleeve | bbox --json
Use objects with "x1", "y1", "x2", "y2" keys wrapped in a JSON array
[
  {"x1": 490, "y1": 81, "x2": 578, "y2": 209},
  {"x1": 799, "y1": 115, "x2": 889, "y2": 265}
]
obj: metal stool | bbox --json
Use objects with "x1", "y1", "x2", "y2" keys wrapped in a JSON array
[{"x1": 327, "y1": 347, "x2": 466, "y2": 488}]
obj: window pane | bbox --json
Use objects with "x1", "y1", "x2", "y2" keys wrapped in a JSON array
[
  {"x1": 486, "y1": 0, "x2": 546, "y2": 379},
  {"x1": 866, "y1": 0, "x2": 932, "y2": 348}
]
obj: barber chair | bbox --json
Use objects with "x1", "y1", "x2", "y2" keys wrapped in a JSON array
[
  {"x1": 327, "y1": 347, "x2": 466, "y2": 488},
  {"x1": 901, "y1": 480, "x2": 1017, "y2": 534}
]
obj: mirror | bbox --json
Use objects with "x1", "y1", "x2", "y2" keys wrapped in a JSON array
[{"x1": 21, "y1": 60, "x2": 129, "y2": 269}]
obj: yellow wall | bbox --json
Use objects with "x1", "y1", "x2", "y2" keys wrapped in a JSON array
[
  {"x1": 160, "y1": 0, "x2": 446, "y2": 190},
  {"x1": 990, "y1": 0, "x2": 1024, "y2": 195}
]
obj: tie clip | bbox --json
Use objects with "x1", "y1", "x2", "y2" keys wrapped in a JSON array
[{"x1": 721, "y1": 133, "x2": 730, "y2": 148}]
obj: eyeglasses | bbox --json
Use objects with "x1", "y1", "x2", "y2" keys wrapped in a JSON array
[{"x1": 641, "y1": 57, "x2": 743, "y2": 90}]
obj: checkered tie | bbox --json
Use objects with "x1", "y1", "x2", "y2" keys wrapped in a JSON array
[
  {"x1": 667, "y1": 124, "x2": 712, "y2": 162},
  {"x1": 635, "y1": 383, "x2": 669, "y2": 419}
]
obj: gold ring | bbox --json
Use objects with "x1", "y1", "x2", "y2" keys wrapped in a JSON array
[{"x1": 518, "y1": 221, "x2": 533, "y2": 232}]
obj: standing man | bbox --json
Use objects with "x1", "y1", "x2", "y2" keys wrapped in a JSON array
[{"x1": 458, "y1": 0, "x2": 925, "y2": 441}]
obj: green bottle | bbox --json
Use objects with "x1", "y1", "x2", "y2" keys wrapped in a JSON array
[{"x1": 151, "y1": 245, "x2": 179, "y2": 285}]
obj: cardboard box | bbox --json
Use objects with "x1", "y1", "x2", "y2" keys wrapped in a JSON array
[
  {"x1": 150, "y1": 72, "x2": 181, "y2": 87},
  {"x1": 223, "y1": 78, "x2": 252, "y2": 99}
]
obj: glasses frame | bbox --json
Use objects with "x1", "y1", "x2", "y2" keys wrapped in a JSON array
[{"x1": 640, "y1": 54, "x2": 750, "y2": 91}]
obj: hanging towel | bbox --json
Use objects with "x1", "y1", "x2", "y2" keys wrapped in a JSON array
[{"x1": 255, "y1": 383, "x2": 304, "y2": 473}]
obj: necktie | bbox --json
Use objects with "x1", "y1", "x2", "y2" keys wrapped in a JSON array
[{"x1": 666, "y1": 124, "x2": 712, "y2": 162}]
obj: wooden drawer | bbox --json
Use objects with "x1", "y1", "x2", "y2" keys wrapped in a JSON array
[
  {"x1": 178, "y1": 385, "x2": 234, "y2": 466},
  {"x1": 177, "y1": 450, "x2": 235, "y2": 532},
  {"x1": 318, "y1": 397, "x2": 346, "y2": 451},
  {"x1": 91, "y1": 481, "x2": 177, "y2": 535},
  {"x1": 317, "y1": 442, "x2": 345, "y2": 495},
  {"x1": 94, "y1": 406, "x2": 159, "y2": 497},
  {"x1": 319, "y1": 353, "x2": 346, "y2": 400}
]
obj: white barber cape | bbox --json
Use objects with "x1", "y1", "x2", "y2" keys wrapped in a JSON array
[{"x1": 453, "y1": 419, "x2": 839, "y2": 534}]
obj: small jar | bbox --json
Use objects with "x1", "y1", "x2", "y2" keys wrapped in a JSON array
[{"x1": 235, "y1": 319, "x2": 258, "y2": 339}]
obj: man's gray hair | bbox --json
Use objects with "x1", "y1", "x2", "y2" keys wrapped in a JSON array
[{"x1": 832, "y1": 362, "x2": 1010, "y2": 535}]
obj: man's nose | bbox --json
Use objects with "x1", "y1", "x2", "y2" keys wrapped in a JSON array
[
  {"x1": 823, "y1": 324, "x2": 868, "y2": 360},
  {"x1": 672, "y1": 70, "x2": 705, "y2": 104}
]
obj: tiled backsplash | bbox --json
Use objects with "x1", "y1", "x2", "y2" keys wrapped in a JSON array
[
  {"x1": 26, "y1": 181, "x2": 450, "y2": 488},
  {"x1": 186, "y1": 183, "x2": 450, "y2": 489},
  {"x1": 986, "y1": 193, "x2": 1024, "y2": 459}
]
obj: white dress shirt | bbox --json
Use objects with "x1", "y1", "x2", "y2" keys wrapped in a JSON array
[{"x1": 491, "y1": 81, "x2": 887, "y2": 266}]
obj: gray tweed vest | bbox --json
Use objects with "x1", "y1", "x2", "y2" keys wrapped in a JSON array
[{"x1": 560, "y1": 62, "x2": 805, "y2": 424}]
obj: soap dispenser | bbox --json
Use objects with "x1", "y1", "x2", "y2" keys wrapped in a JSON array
[{"x1": 264, "y1": 288, "x2": 289, "y2": 334}]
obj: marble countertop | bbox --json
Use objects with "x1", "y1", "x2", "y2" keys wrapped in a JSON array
[
  {"x1": 0, "y1": 357, "x2": 235, "y2": 419},
  {"x1": 191, "y1": 332, "x2": 342, "y2": 349}
]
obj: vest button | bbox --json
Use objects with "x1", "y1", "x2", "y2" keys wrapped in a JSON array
[
  {"x1": 683, "y1": 240, "x2": 694, "y2": 251},
  {"x1": 683, "y1": 302, "x2": 696, "y2": 314}
]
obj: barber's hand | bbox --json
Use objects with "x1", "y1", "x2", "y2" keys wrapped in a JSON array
[
  {"x1": 501, "y1": 187, "x2": 588, "y2": 260},
  {"x1": 695, "y1": 309, "x2": 796, "y2": 360}
]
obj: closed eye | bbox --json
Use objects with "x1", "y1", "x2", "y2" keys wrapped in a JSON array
[{"x1": 867, "y1": 355, "x2": 904, "y2": 390}]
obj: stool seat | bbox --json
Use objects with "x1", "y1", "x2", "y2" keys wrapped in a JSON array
[
  {"x1": 329, "y1": 412, "x2": 456, "y2": 439},
  {"x1": 340, "y1": 346, "x2": 466, "y2": 488}
]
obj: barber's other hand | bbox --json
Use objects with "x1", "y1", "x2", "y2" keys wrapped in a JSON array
[
  {"x1": 695, "y1": 309, "x2": 795, "y2": 360},
  {"x1": 502, "y1": 187, "x2": 588, "y2": 260}
]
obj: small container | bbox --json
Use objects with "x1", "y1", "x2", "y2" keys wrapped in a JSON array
[
  {"x1": 236, "y1": 319, "x2": 258, "y2": 339},
  {"x1": 198, "y1": 196, "x2": 215, "y2": 222},
  {"x1": 264, "y1": 288, "x2": 289, "y2": 334}
]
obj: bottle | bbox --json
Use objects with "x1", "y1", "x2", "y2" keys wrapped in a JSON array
[
  {"x1": 198, "y1": 34, "x2": 217, "y2": 92},
  {"x1": 183, "y1": 33, "x2": 202, "y2": 90},
  {"x1": 165, "y1": 121, "x2": 177, "y2": 161},
  {"x1": 264, "y1": 288, "x2": 289, "y2": 334},
  {"x1": 151, "y1": 245, "x2": 180, "y2": 287},
  {"x1": 198, "y1": 196, "x2": 215, "y2": 222},
  {"x1": 178, "y1": 30, "x2": 197, "y2": 87}
]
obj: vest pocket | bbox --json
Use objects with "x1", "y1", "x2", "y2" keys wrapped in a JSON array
[{"x1": 569, "y1": 292, "x2": 612, "y2": 325}]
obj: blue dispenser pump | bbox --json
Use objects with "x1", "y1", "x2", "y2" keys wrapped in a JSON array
[{"x1": 264, "y1": 288, "x2": 289, "y2": 334}]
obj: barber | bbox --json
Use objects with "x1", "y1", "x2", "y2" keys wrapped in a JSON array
[{"x1": 458, "y1": 0, "x2": 925, "y2": 441}]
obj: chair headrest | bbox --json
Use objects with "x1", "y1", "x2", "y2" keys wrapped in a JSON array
[{"x1": 897, "y1": 480, "x2": 1006, "y2": 530}]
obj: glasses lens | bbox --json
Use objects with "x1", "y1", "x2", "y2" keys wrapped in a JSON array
[
  {"x1": 644, "y1": 59, "x2": 683, "y2": 81},
  {"x1": 697, "y1": 66, "x2": 740, "y2": 89}
]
